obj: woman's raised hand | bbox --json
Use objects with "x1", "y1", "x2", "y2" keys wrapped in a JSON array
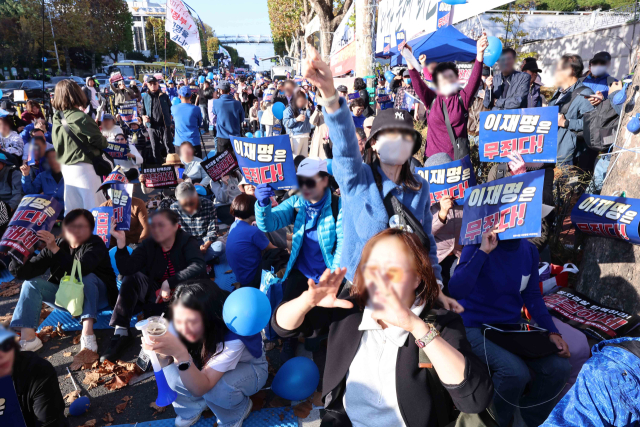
[
  {"x1": 301, "y1": 268, "x2": 352, "y2": 310},
  {"x1": 366, "y1": 269, "x2": 420, "y2": 332}
]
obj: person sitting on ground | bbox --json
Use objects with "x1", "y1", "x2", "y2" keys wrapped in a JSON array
[
  {"x1": 103, "y1": 209, "x2": 206, "y2": 363},
  {"x1": 350, "y1": 97, "x2": 367, "y2": 129},
  {"x1": 0, "y1": 152, "x2": 24, "y2": 215},
  {"x1": 21, "y1": 134, "x2": 50, "y2": 177},
  {"x1": 20, "y1": 118, "x2": 52, "y2": 146},
  {"x1": 178, "y1": 142, "x2": 211, "y2": 189},
  {"x1": 171, "y1": 87, "x2": 204, "y2": 158},
  {"x1": 20, "y1": 100, "x2": 45, "y2": 125},
  {"x1": 210, "y1": 171, "x2": 242, "y2": 226},
  {"x1": 20, "y1": 148, "x2": 64, "y2": 211},
  {"x1": 99, "y1": 172, "x2": 149, "y2": 247},
  {"x1": 111, "y1": 132, "x2": 143, "y2": 170},
  {"x1": 282, "y1": 91, "x2": 312, "y2": 157},
  {"x1": 0, "y1": 116, "x2": 24, "y2": 159},
  {"x1": 100, "y1": 113, "x2": 123, "y2": 142},
  {"x1": 171, "y1": 182, "x2": 224, "y2": 263},
  {"x1": 145, "y1": 281, "x2": 267, "y2": 427},
  {"x1": 0, "y1": 326, "x2": 69, "y2": 427},
  {"x1": 10, "y1": 209, "x2": 116, "y2": 353},
  {"x1": 448, "y1": 228, "x2": 571, "y2": 427},
  {"x1": 272, "y1": 228, "x2": 493, "y2": 427}
]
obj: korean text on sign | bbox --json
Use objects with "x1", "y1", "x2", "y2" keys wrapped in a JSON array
[
  {"x1": 571, "y1": 194, "x2": 640, "y2": 245},
  {"x1": 415, "y1": 155, "x2": 477, "y2": 205},
  {"x1": 142, "y1": 165, "x2": 179, "y2": 188},
  {"x1": 118, "y1": 101, "x2": 138, "y2": 124},
  {"x1": 232, "y1": 135, "x2": 298, "y2": 190},
  {"x1": 91, "y1": 207, "x2": 113, "y2": 247},
  {"x1": 105, "y1": 141, "x2": 130, "y2": 159},
  {"x1": 479, "y1": 106, "x2": 558, "y2": 163},
  {"x1": 459, "y1": 169, "x2": 544, "y2": 245},
  {"x1": 201, "y1": 149, "x2": 239, "y2": 182}
]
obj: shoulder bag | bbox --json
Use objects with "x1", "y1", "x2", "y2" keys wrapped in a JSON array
[
  {"x1": 58, "y1": 111, "x2": 115, "y2": 176},
  {"x1": 382, "y1": 192, "x2": 431, "y2": 252},
  {"x1": 55, "y1": 258, "x2": 85, "y2": 317},
  {"x1": 428, "y1": 95, "x2": 470, "y2": 160}
]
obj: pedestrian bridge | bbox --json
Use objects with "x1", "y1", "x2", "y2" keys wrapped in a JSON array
[{"x1": 216, "y1": 35, "x2": 273, "y2": 44}]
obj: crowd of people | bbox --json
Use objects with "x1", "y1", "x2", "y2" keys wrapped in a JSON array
[{"x1": 0, "y1": 30, "x2": 637, "y2": 427}]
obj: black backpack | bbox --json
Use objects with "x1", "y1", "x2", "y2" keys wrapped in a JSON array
[{"x1": 583, "y1": 98, "x2": 620, "y2": 152}]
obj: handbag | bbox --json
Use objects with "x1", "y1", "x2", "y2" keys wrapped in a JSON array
[
  {"x1": 481, "y1": 324, "x2": 560, "y2": 359},
  {"x1": 441, "y1": 97, "x2": 470, "y2": 160},
  {"x1": 381, "y1": 192, "x2": 431, "y2": 253},
  {"x1": 58, "y1": 111, "x2": 115, "y2": 176},
  {"x1": 55, "y1": 258, "x2": 85, "y2": 317}
]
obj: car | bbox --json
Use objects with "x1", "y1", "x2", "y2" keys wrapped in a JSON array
[
  {"x1": 44, "y1": 75, "x2": 86, "y2": 92},
  {"x1": 0, "y1": 80, "x2": 50, "y2": 104}
]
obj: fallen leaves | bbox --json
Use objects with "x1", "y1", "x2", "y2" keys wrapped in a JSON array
[
  {"x1": 63, "y1": 352, "x2": 72, "y2": 357},
  {"x1": 102, "y1": 413, "x2": 114, "y2": 423},
  {"x1": 76, "y1": 419, "x2": 96, "y2": 427},
  {"x1": 82, "y1": 372, "x2": 101, "y2": 390},
  {"x1": 115, "y1": 401, "x2": 129, "y2": 414},
  {"x1": 64, "y1": 390, "x2": 80, "y2": 404},
  {"x1": 0, "y1": 313, "x2": 11, "y2": 327},
  {"x1": 150, "y1": 401, "x2": 166, "y2": 415},
  {"x1": 309, "y1": 391, "x2": 323, "y2": 407},
  {"x1": 0, "y1": 280, "x2": 21, "y2": 297},
  {"x1": 293, "y1": 401, "x2": 313, "y2": 418},
  {"x1": 103, "y1": 361, "x2": 139, "y2": 391},
  {"x1": 73, "y1": 333, "x2": 82, "y2": 345},
  {"x1": 37, "y1": 322, "x2": 66, "y2": 343},
  {"x1": 69, "y1": 349, "x2": 99, "y2": 371}
]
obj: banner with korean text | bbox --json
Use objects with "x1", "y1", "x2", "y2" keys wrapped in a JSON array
[
  {"x1": 459, "y1": 170, "x2": 544, "y2": 245},
  {"x1": 479, "y1": 106, "x2": 558, "y2": 163},
  {"x1": 232, "y1": 135, "x2": 297, "y2": 190},
  {"x1": 571, "y1": 194, "x2": 640, "y2": 245},
  {"x1": 166, "y1": 0, "x2": 202, "y2": 64},
  {"x1": 415, "y1": 155, "x2": 477, "y2": 205},
  {"x1": 141, "y1": 165, "x2": 179, "y2": 188},
  {"x1": 91, "y1": 207, "x2": 112, "y2": 247},
  {"x1": 201, "y1": 149, "x2": 239, "y2": 182}
]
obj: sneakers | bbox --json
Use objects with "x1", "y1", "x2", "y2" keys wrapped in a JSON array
[
  {"x1": 81, "y1": 334, "x2": 98, "y2": 353},
  {"x1": 19, "y1": 336, "x2": 43, "y2": 352},
  {"x1": 231, "y1": 399, "x2": 253, "y2": 427},
  {"x1": 175, "y1": 412, "x2": 202, "y2": 427},
  {"x1": 100, "y1": 332, "x2": 134, "y2": 363}
]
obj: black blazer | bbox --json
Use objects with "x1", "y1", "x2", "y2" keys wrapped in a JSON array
[{"x1": 271, "y1": 298, "x2": 493, "y2": 427}]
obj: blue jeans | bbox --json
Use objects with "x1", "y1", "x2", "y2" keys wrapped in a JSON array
[
  {"x1": 199, "y1": 105, "x2": 209, "y2": 128},
  {"x1": 197, "y1": 238, "x2": 224, "y2": 262},
  {"x1": 10, "y1": 274, "x2": 110, "y2": 330},
  {"x1": 465, "y1": 327, "x2": 570, "y2": 427},
  {"x1": 164, "y1": 354, "x2": 268, "y2": 427}
]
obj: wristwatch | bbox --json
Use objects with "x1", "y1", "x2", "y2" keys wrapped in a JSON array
[
  {"x1": 316, "y1": 89, "x2": 338, "y2": 107},
  {"x1": 415, "y1": 323, "x2": 439, "y2": 348},
  {"x1": 177, "y1": 356, "x2": 192, "y2": 371}
]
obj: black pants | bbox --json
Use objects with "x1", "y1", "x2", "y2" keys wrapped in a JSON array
[
  {"x1": 110, "y1": 272, "x2": 163, "y2": 328},
  {"x1": 217, "y1": 137, "x2": 232, "y2": 154},
  {"x1": 148, "y1": 126, "x2": 174, "y2": 164},
  {"x1": 193, "y1": 145, "x2": 203, "y2": 159},
  {"x1": 439, "y1": 254, "x2": 458, "y2": 296},
  {"x1": 216, "y1": 204, "x2": 234, "y2": 226}
]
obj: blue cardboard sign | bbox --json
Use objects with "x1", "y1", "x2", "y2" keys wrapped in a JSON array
[
  {"x1": 105, "y1": 140, "x2": 130, "y2": 159},
  {"x1": 91, "y1": 206, "x2": 113, "y2": 247},
  {"x1": 110, "y1": 183, "x2": 132, "y2": 231},
  {"x1": 415, "y1": 155, "x2": 477, "y2": 205},
  {"x1": 459, "y1": 169, "x2": 544, "y2": 245},
  {"x1": 232, "y1": 135, "x2": 297, "y2": 190},
  {"x1": 479, "y1": 106, "x2": 558, "y2": 163},
  {"x1": 571, "y1": 194, "x2": 640, "y2": 245},
  {"x1": 395, "y1": 30, "x2": 406, "y2": 45},
  {"x1": 348, "y1": 92, "x2": 361, "y2": 101},
  {"x1": 401, "y1": 91, "x2": 422, "y2": 111},
  {"x1": 437, "y1": 1, "x2": 452, "y2": 28},
  {"x1": 118, "y1": 101, "x2": 138, "y2": 124}
]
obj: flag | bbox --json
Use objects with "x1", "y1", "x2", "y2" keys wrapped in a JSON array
[
  {"x1": 402, "y1": 91, "x2": 422, "y2": 111},
  {"x1": 254, "y1": 55, "x2": 260, "y2": 66},
  {"x1": 166, "y1": 0, "x2": 202, "y2": 63},
  {"x1": 286, "y1": 71, "x2": 291, "y2": 79}
]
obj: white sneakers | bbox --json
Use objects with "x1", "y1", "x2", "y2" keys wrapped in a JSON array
[
  {"x1": 230, "y1": 399, "x2": 253, "y2": 427},
  {"x1": 81, "y1": 334, "x2": 98, "y2": 353},
  {"x1": 175, "y1": 412, "x2": 202, "y2": 427},
  {"x1": 19, "y1": 336, "x2": 43, "y2": 352}
]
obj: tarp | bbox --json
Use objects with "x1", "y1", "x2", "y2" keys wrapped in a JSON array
[{"x1": 378, "y1": 26, "x2": 476, "y2": 65}]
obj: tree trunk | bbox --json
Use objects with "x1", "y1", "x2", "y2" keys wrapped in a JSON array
[
  {"x1": 355, "y1": 0, "x2": 375, "y2": 78},
  {"x1": 576, "y1": 48, "x2": 640, "y2": 314},
  {"x1": 319, "y1": 17, "x2": 333, "y2": 62},
  {"x1": 64, "y1": 46, "x2": 71, "y2": 75}
]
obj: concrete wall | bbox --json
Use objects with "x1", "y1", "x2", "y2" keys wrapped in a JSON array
[{"x1": 520, "y1": 22, "x2": 639, "y2": 86}]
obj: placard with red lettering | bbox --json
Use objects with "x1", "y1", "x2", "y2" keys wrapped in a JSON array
[
  {"x1": 0, "y1": 195, "x2": 63, "y2": 264},
  {"x1": 544, "y1": 288, "x2": 640, "y2": 341},
  {"x1": 571, "y1": 193, "x2": 640, "y2": 245},
  {"x1": 415, "y1": 155, "x2": 477, "y2": 205},
  {"x1": 232, "y1": 135, "x2": 297, "y2": 190},
  {"x1": 201, "y1": 148, "x2": 239, "y2": 182},
  {"x1": 459, "y1": 169, "x2": 544, "y2": 245},
  {"x1": 91, "y1": 206, "x2": 113, "y2": 247},
  {"x1": 141, "y1": 165, "x2": 179, "y2": 188},
  {"x1": 110, "y1": 183, "x2": 132, "y2": 231},
  {"x1": 479, "y1": 106, "x2": 558, "y2": 163}
]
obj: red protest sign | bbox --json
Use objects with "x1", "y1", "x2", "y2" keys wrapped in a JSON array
[
  {"x1": 142, "y1": 165, "x2": 178, "y2": 188},
  {"x1": 201, "y1": 149, "x2": 238, "y2": 182},
  {"x1": 109, "y1": 72, "x2": 124, "y2": 84}
]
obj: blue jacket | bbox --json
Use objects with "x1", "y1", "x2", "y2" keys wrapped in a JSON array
[
  {"x1": 21, "y1": 170, "x2": 64, "y2": 206},
  {"x1": 166, "y1": 87, "x2": 179, "y2": 101},
  {"x1": 548, "y1": 82, "x2": 595, "y2": 164},
  {"x1": 323, "y1": 97, "x2": 442, "y2": 283},
  {"x1": 255, "y1": 188, "x2": 342, "y2": 282},
  {"x1": 282, "y1": 106, "x2": 311, "y2": 135},
  {"x1": 141, "y1": 91, "x2": 172, "y2": 128},
  {"x1": 20, "y1": 122, "x2": 52, "y2": 145},
  {"x1": 580, "y1": 73, "x2": 617, "y2": 99},
  {"x1": 543, "y1": 337, "x2": 640, "y2": 427},
  {"x1": 484, "y1": 70, "x2": 531, "y2": 110},
  {"x1": 211, "y1": 94, "x2": 245, "y2": 139}
]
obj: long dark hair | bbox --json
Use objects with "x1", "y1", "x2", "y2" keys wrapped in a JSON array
[
  {"x1": 289, "y1": 90, "x2": 308, "y2": 118},
  {"x1": 170, "y1": 280, "x2": 229, "y2": 369}
]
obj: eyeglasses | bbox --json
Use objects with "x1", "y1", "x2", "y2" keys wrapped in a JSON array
[
  {"x1": 297, "y1": 176, "x2": 322, "y2": 189},
  {"x1": 361, "y1": 263, "x2": 406, "y2": 283},
  {"x1": 0, "y1": 338, "x2": 14, "y2": 352}
]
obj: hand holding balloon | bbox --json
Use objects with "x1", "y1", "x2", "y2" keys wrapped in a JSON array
[{"x1": 484, "y1": 36, "x2": 503, "y2": 67}]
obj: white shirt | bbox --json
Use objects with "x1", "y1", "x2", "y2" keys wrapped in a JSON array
[{"x1": 343, "y1": 301, "x2": 426, "y2": 427}]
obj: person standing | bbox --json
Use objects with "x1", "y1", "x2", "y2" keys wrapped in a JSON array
[
  {"x1": 195, "y1": 80, "x2": 213, "y2": 130},
  {"x1": 141, "y1": 76, "x2": 174, "y2": 163},
  {"x1": 51, "y1": 80, "x2": 107, "y2": 214},
  {"x1": 581, "y1": 51, "x2": 617, "y2": 99},
  {"x1": 171, "y1": 86, "x2": 204, "y2": 158},
  {"x1": 282, "y1": 91, "x2": 312, "y2": 157},
  {"x1": 211, "y1": 81, "x2": 244, "y2": 154},
  {"x1": 82, "y1": 77, "x2": 101, "y2": 118},
  {"x1": 110, "y1": 79, "x2": 134, "y2": 110},
  {"x1": 483, "y1": 48, "x2": 531, "y2": 110},
  {"x1": 522, "y1": 58, "x2": 543, "y2": 108}
]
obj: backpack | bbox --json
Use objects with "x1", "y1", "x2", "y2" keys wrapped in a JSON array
[{"x1": 583, "y1": 98, "x2": 620, "y2": 152}]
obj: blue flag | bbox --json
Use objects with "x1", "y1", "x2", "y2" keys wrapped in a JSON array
[
  {"x1": 459, "y1": 170, "x2": 544, "y2": 245},
  {"x1": 232, "y1": 135, "x2": 298, "y2": 190},
  {"x1": 415, "y1": 155, "x2": 477, "y2": 206},
  {"x1": 402, "y1": 91, "x2": 422, "y2": 111},
  {"x1": 571, "y1": 194, "x2": 640, "y2": 245},
  {"x1": 254, "y1": 55, "x2": 260, "y2": 66},
  {"x1": 479, "y1": 106, "x2": 558, "y2": 163}
]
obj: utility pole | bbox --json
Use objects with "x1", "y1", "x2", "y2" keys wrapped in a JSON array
[
  {"x1": 46, "y1": 6, "x2": 61, "y2": 73},
  {"x1": 355, "y1": 0, "x2": 375, "y2": 77},
  {"x1": 42, "y1": 0, "x2": 45, "y2": 94}
]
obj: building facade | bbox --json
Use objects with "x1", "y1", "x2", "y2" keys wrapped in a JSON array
[{"x1": 129, "y1": 0, "x2": 166, "y2": 56}]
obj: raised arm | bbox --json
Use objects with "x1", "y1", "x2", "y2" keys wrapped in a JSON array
[
  {"x1": 254, "y1": 188, "x2": 296, "y2": 232},
  {"x1": 400, "y1": 42, "x2": 436, "y2": 107}
]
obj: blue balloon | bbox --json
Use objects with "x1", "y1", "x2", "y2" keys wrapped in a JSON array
[
  {"x1": 484, "y1": 36, "x2": 503, "y2": 67},
  {"x1": 69, "y1": 396, "x2": 90, "y2": 416},
  {"x1": 627, "y1": 114, "x2": 640, "y2": 134},
  {"x1": 326, "y1": 158, "x2": 333, "y2": 175},
  {"x1": 272, "y1": 102, "x2": 286, "y2": 121},
  {"x1": 110, "y1": 246, "x2": 132, "y2": 277},
  {"x1": 612, "y1": 82, "x2": 629, "y2": 105},
  {"x1": 195, "y1": 185, "x2": 207, "y2": 196},
  {"x1": 223, "y1": 287, "x2": 271, "y2": 336},
  {"x1": 272, "y1": 357, "x2": 320, "y2": 401},
  {"x1": 171, "y1": 97, "x2": 180, "y2": 106},
  {"x1": 384, "y1": 70, "x2": 395, "y2": 83},
  {"x1": 198, "y1": 76, "x2": 205, "y2": 84},
  {"x1": 246, "y1": 132, "x2": 253, "y2": 138},
  {"x1": 207, "y1": 72, "x2": 214, "y2": 80},
  {"x1": 254, "y1": 130, "x2": 263, "y2": 138}
]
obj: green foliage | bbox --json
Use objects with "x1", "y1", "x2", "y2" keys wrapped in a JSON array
[
  {"x1": 207, "y1": 37, "x2": 220, "y2": 65},
  {"x1": 221, "y1": 45, "x2": 245, "y2": 67},
  {"x1": 546, "y1": 0, "x2": 579, "y2": 11},
  {"x1": 145, "y1": 17, "x2": 188, "y2": 63},
  {"x1": 267, "y1": 0, "x2": 303, "y2": 43},
  {"x1": 488, "y1": 1, "x2": 538, "y2": 60}
]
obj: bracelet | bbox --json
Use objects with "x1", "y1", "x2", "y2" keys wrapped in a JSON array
[
  {"x1": 316, "y1": 89, "x2": 338, "y2": 107},
  {"x1": 415, "y1": 323, "x2": 439, "y2": 348}
]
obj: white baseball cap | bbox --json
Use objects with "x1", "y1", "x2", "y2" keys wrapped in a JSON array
[{"x1": 297, "y1": 157, "x2": 328, "y2": 178}]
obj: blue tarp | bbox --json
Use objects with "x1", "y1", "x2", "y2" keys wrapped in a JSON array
[{"x1": 376, "y1": 26, "x2": 477, "y2": 65}]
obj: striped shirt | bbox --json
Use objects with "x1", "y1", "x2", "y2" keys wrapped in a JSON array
[
  {"x1": 170, "y1": 197, "x2": 219, "y2": 243},
  {"x1": 161, "y1": 249, "x2": 175, "y2": 281}
]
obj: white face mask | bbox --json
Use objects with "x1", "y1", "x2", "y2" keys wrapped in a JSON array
[
  {"x1": 374, "y1": 134, "x2": 413, "y2": 166},
  {"x1": 439, "y1": 81, "x2": 460, "y2": 96},
  {"x1": 590, "y1": 65, "x2": 607, "y2": 77}
]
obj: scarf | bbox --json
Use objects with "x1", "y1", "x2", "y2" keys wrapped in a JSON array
[{"x1": 303, "y1": 192, "x2": 328, "y2": 229}]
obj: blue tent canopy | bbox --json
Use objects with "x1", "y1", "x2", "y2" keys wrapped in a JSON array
[{"x1": 376, "y1": 26, "x2": 477, "y2": 65}]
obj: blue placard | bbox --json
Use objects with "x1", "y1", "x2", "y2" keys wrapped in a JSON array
[
  {"x1": 105, "y1": 140, "x2": 130, "y2": 159},
  {"x1": 91, "y1": 206, "x2": 113, "y2": 247},
  {"x1": 231, "y1": 135, "x2": 298, "y2": 190},
  {"x1": 395, "y1": 30, "x2": 406, "y2": 45},
  {"x1": 383, "y1": 35, "x2": 391, "y2": 54},
  {"x1": 571, "y1": 194, "x2": 640, "y2": 245},
  {"x1": 479, "y1": 106, "x2": 558, "y2": 163},
  {"x1": 110, "y1": 183, "x2": 132, "y2": 231},
  {"x1": 118, "y1": 101, "x2": 138, "y2": 124},
  {"x1": 348, "y1": 92, "x2": 361, "y2": 100},
  {"x1": 415, "y1": 155, "x2": 477, "y2": 206},
  {"x1": 401, "y1": 91, "x2": 422, "y2": 111},
  {"x1": 437, "y1": 1, "x2": 452, "y2": 28},
  {"x1": 459, "y1": 169, "x2": 544, "y2": 245}
]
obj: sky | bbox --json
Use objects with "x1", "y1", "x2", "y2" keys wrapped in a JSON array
[{"x1": 186, "y1": 0, "x2": 272, "y2": 36}]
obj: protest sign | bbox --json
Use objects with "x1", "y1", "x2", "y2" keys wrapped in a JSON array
[
  {"x1": 201, "y1": 148, "x2": 239, "y2": 182},
  {"x1": 110, "y1": 183, "x2": 132, "y2": 231},
  {"x1": 91, "y1": 206, "x2": 112, "y2": 247},
  {"x1": 348, "y1": 92, "x2": 361, "y2": 101},
  {"x1": 141, "y1": 165, "x2": 179, "y2": 188},
  {"x1": 479, "y1": 106, "x2": 558, "y2": 163},
  {"x1": 459, "y1": 169, "x2": 544, "y2": 245},
  {"x1": 272, "y1": 122, "x2": 282, "y2": 136},
  {"x1": 571, "y1": 194, "x2": 640, "y2": 245},
  {"x1": 105, "y1": 140, "x2": 130, "y2": 159},
  {"x1": 0, "y1": 195, "x2": 62, "y2": 264},
  {"x1": 26, "y1": 142, "x2": 38, "y2": 166},
  {"x1": 383, "y1": 35, "x2": 391, "y2": 54},
  {"x1": 544, "y1": 288, "x2": 640, "y2": 341},
  {"x1": 232, "y1": 135, "x2": 297, "y2": 190},
  {"x1": 165, "y1": 0, "x2": 202, "y2": 63},
  {"x1": 437, "y1": 1, "x2": 452, "y2": 28},
  {"x1": 395, "y1": 30, "x2": 406, "y2": 45},
  {"x1": 415, "y1": 155, "x2": 477, "y2": 205},
  {"x1": 401, "y1": 91, "x2": 422, "y2": 111},
  {"x1": 118, "y1": 100, "x2": 138, "y2": 124},
  {"x1": 456, "y1": 62, "x2": 474, "y2": 87},
  {"x1": 109, "y1": 72, "x2": 123, "y2": 84}
]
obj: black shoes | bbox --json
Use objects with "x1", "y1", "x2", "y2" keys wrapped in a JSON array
[{"x1": 100, "y1": 331, "x2": 134, "y2": 363}]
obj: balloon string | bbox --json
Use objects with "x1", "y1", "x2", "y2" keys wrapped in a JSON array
[{"x1": 476, "y1": 13, "x2": 485, "y2": 35}]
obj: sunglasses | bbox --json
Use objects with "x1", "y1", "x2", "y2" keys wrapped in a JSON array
[
  {"x1": 0, "y1": 337, "x2": 15, "y2": 352},
  {"x1": 361, "y1": 263, "x2": 405, "y2": 284},
  {"x1": 297, "y1": 176, "x2": 322, "y2": 189}
]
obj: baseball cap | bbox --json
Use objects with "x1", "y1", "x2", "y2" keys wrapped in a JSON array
[
  {"x1": 0, "y1": 153, "x2": 12, "y2": 165},
  {"x1": 219, "y1": 81, "x2": 231, "y2": 91},
  {"x1": 178, "y1": 86, "x2": 190, "y2": 97},
  {"x1": 403, "y1": 70, "x2": 411, "y2": 77},
  {"x1": 296, "y1": 157, "x2": 328, "y2": 178},
  {"x1": 366, "y1": 108, "x2": 422, "y2": 155},
  {"x1": 522, "y1": 59, "x2": 542, "y2": 73},
  {"x1": 0, "y1": 325, "x2": 16, "y2": 346},
  {"x1": 147, "y1": 76, "x2": 158, "y2": 84},
  {"x1": 102, "y1": 113, "x2": 114, "y2": 121},
  {"x1": 592, "y1": 51, "x2": 612, "y2": 63},
  {"x1": 337, "y1": 85, "x2": 348, "y2": 93}
]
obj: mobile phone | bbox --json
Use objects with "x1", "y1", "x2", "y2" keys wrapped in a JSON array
[{"x1": 482, "y1": 323, "x2": 547, "y2": 333}]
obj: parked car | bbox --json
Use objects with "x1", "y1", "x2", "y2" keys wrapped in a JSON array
[
  {"x1": 44, "y1": 75, "x2": 86, "y2": 92},
  {"x1": 0, "y1": 79, "x2": 51, "y2": 103}
]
